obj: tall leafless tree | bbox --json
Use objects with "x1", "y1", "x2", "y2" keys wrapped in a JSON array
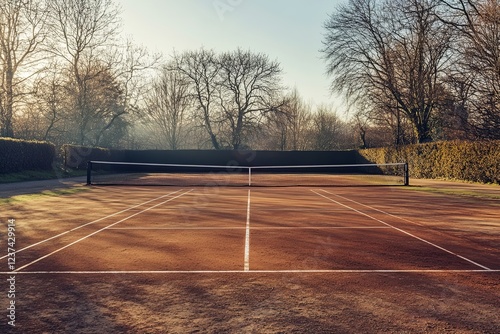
[
  {"x1": 312, "y1": 105, "x2": 351, "y2": 150},
  {"x1": 145, "y1": 66, "x2": 191, "y2": 150},
  {"x1": 113, "y1": 40, "x2": 162, "y2": 121},
  {"x1": 0, "y1": 0, "x2": 47, "y2": 137},
  {"x1": 217, "y1": 48, "x2": 285, "y2": 149},
  {"x1": 323, "y1": 0, "x2": 453, "y2": 143},
  {"x1": 35, "y1": 62, "x2": 68, "y2": 142},
  {"x1": 263, "y1": 89, "x2": 314, "y2": 150},
  {"x1": 172, "y1": 48, "x2": 286, "y2": 150},
  {"x1": 47, "y1": 0, "x2": 122, "y2": 145},
  {"x1": 285, "y1": 89, "x2": 311, "y2": 150},
  {"x1": 171, "y1": 49, "x2": 223, "y2": 149},
  {"x1": 439, "y1": 0, "x2": 500, "y2": 139}
]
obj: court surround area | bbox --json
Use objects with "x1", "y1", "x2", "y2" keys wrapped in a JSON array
[{"x1": 0, "y1": 170, "x2": 499, "y2": 332}]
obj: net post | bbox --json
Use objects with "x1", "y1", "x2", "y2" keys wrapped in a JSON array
[
  {"x1": 248, "y1": 167, "x2": 252, "y2": 186},
  {"x1": 404, "y1": 163, "x2": 409, "y2": 186},
  {"x1": 86, "y1": 161, "x2": 92, "y2": 185}
]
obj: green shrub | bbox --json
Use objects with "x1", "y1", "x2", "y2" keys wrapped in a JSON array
[
  {"x1": 359, "y1": 140, "x2": 500, "y2": 184},
  {"x1": 0, "y1": 138, "x2": 56, "y2": 173}
]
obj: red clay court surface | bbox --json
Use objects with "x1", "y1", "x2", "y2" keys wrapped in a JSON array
[{"x1": 1, "y1": 182, "x2": 499, "y2": 332}]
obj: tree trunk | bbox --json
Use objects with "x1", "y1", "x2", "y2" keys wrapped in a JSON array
[
  {"x1": 2, "y1": 58, "x2": 15, "y2": 137},
  {"x1": 416, "y1": 122, "x2": 432, "y2": 143}
]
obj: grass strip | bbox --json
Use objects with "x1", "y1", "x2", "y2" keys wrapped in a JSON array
[
  {"x1": 0, "y1": 187, "x2": 89, "y2": 205},
  {"x1": 0, "y1": 168, "x2": 87, "y2": 184},
  {"x1": 407, "y1": 185, "x2": 500, "y2": 201}
]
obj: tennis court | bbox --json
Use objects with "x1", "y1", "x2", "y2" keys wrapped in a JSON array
[{"x1": 1, "y1": 170, "x2": 499, "y2": 332}]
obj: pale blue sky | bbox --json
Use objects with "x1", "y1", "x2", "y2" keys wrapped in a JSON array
[{"x1": 120, "y1": 0, "x2": 345, "y2": 110}]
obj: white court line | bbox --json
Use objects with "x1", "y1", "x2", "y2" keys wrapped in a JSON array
[
  {"x1": 0, "y1": 189, "x2": 184, "y2": 260},
  {"x1": 249, "y1": 226, "x2": 391, "y2": 229},
  {"x1": 108, "y1": 227, "x2": 247, "y2": 230},
  {"x1": 320, "y1": 189, "x2": 424, "y2": 227},
  {"x1": 14, "y1": 189, "x2": 194, "y2": 272},
  {"x1": 244, "y1": 189, "x2": 251, "y2": 272},
  {"x1": 311, "y1": 190, "x2": 492, "y2": 271},
  {"x1": 107, "y1": 226, "x2": 391, "y2": 230},
  {"x1": 1, "y1": 269, "x2": 498, "y2": 275}
]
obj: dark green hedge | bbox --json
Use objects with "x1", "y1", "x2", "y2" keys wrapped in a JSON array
[
  {"x1": 0, "y1": 138, "x2": 56, "y2": 173},
  {"x1": 62, "y1": 144, "x2": 361, "y2": 169},
  {"x1": 62, "y1": 145, "x2": 125, "y2": 169},
  {"x1": 359, "y1": 140, "x2": 500, "y2": 184}
]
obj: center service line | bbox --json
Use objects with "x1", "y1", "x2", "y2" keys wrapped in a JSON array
[
  {"x1": 311, "y1": 190, "x2": 491, "y2": 271},
  {"x1": 244, "y1": 189, "x2": 251, "y2": 272},
  {"x1": 15, "y1": 189, "x2": 194, "y2": 272}
]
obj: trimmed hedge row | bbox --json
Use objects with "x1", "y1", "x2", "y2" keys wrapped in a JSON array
[
  {"x1": 359, "y1": 140, "x2": 500, "y2": 184},
  {"x1": 62, "y1": 141, "x2": 499, "y2": 184},
  {"x1": 0, "y1": 138, "x2": 56, "y2": 173},
  {"x1": 62, "y1": 145, "x2": 123, "y2": 169}
]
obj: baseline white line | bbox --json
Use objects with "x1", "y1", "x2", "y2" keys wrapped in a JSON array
[
  {"x1": 108, "y1": 227, "x2": 247, "y2": 230},
  {"x1": 0, "y1": 189, "x2": 184, "y2": 260},
  {"x1": 320, "y1": 189, "x2": 424, "y2": 226},
  {"x1": 311, "y1": 190, "x2": 492, "y2": 271},
  {"x1": 107, "y1": 226, "x2": 391, "y2": 230},
  {"x1": 15, "y1": 189, "x2": 194, "y2": 272},
  {"x1": 248, "y1": 226, "x2": 391, "y2": 229},
  {"x1": 1, "y1": 269, "x2": 498, "y2": 275},
  {"x1": 244, "y1": 189, "x2": 251, "y2": 272}
]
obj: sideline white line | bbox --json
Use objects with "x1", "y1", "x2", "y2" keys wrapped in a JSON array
[
  {"x1": 1, "y1": 269, "x2": 498, "y2": 275},
  {"x1": 15, "y1": 189, "x2": 194, "y2": 272},
  {"x1": 311, "y1": 190, "x2": 492, "y2": 271},
  {"x1": 244, "y1": 189, "x2": 251, "y2": 271},
  {"x1": 320, "y1": 189, "x2": 424, "y2": 227},
  {"x1": 0, "y1": 189, "x2": 184, "y2": 260}
]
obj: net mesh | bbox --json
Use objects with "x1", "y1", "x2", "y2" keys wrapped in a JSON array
[{"x1": 87, "y1": 161, "x2": 409, "y2": 187}]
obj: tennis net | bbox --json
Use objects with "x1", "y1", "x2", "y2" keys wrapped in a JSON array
[{"x1": 87, "y1": 161, "x2": 409, "y2": 187}]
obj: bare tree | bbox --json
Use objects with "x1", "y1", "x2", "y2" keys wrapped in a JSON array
[
  {"x1": 113, "y1": 40, "x2": 162, "y2": 120},
  {"x1": 322, "y1": 0, "x2": 453, "y2": 143},
  {"x1": 263, "y1": 89, "x2": 314, "y2": 150},
  {"x1": 104, "y1": 40, "x2": 162, "y2": 149},
  {"x1": 439, "y1": 0, "x2": 500, "y2": 139},
  {"x1": 172, "y1": 49, "x2": 223, "y2": 149},
  {"x1": 87, "y1": 64, "x2": 125, "y2": 146},
  {"x1": 35, "y1": 62, "x2": 68, "y2": 142},
  {"x1": 47, "y1": 0, "x2": 122, "y2": 145},
  {"x1": 217, "y1": 48, "x2": 285, "y2": 149},
  {"x1": 0, "y1": 0, "x2": 47, "y2": 137},
  {"x1": 311, "y1": 105, "x2": 351, "y2": 150},
  {"x1": 261, "y1": 107, "x2": 290, "y2": 150},
  {"x1": 353, "y1": 113, "x2": 369, "y2": 148},
  {"x1": 284, "y1": 89, "x2": 306, "y2": 150},
  {"x1": 145, "y1": 66, "x2": 191, "y2": 149},
  {"x1": 173, "y1": 48, "x2": 286, "y2": 150}
]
